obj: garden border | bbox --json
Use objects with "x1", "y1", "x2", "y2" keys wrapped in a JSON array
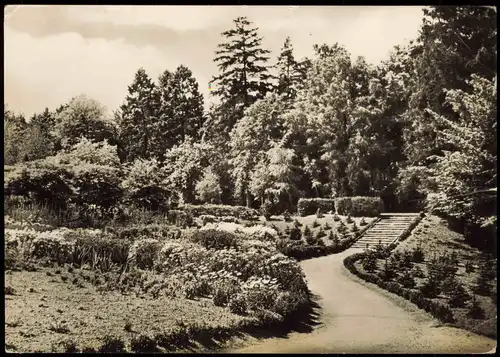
[{"x1": 342, "y1": 212, "x2": 458, "y2": 324}]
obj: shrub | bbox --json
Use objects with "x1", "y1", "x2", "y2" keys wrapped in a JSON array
[
  {"x1": 335, "y1": 196, "x2": 384, "y2": 217},
  {"x1": 473, "y1": 259, "x2": 497, "y2": 296},
  {"x1": 180, "y1": 204, "x2": 259, "y2": 220},
  {"x1": 473, "y1": 271, "x2": 494, "y2": 296},
  {"x1": 397, "y1": 269, "x2": 416, "y2": 289},
  {"x1": 289, "y1": 226, "x2": 302, "y2": 241},
  {"x1": 190, "y1": 229, "x2": 238, "y2": 250},
  {"x1": 337, "y1": 221, "x2": 347, "y2": 235},
  {"x1": 4, "y1": 164, "x2": 74, "y2": 211},
  {"x1": 312, "y1": 220, "x2": 320, "y2": 228},
  {"x1": 283, "y1": 210, "x2": 292, "y2": 222},
  {"x1": 420, "y1": 277, "x2": 441, "y2": 298},
  {"x1": 448, "y1": 282, "x2": 471, "y2": 308},
  {"x1": 411, "y1": 265, "x2": 426, "y2": 278},
  {"x1": 229, "y1": 294, "x2": 248, "y2": 315},
  {"x1": 134, "y1": 240, "x2": 161, "y2": 270},
  {"x1": 61, "y1": 340, "x2": 80, "y2": 353},
  {"x1": 373, "y1": 241, "x2": 390, "y2": 258},
  {"x1": 411, "y1": 245, "x2": 425, "y2": 263},
  {"x1": 303, "y1": 225, "x2": 312, "y2": 240},
  {"x1": 130, "y1": 334, "x2": 158, "y2": 353},
  {"x1": 71, "y1": 164, "x2": 123, "y2": 211},
  {"x1": 98, "y1": 335, "x2": 126, "y2": 353},
  {"x1": 378, "y1": 259, "x2": 397, "y2": 281},
  {"x1": 362, "y1": 253, "x2": 378, "y2": 273},
  {"x1": 316, "y1": 227, "x2": 326, "y2": 239},
  {"x1": 346, "y1": 215, "x2": 354, "y2": 224},
  {"x1": 213, "y1": 281, "x2": 240, "y2": 307},
  {"x1": 121, "y1": 159, "x2": 169, "y2": 212},
  {"x1": 297, "y1": 198, "x2": 335, "y2": 217},
  {"x1": 467, "y1": 296, "x2": 485, "y2": 319},
  {"x1": 360, "y1": 217, "x2": 367, "y2": 226},
  {"x1": 400, "y1": 250, "x2": 413, "y2": 269},
  {"x1": 73, "y1": 234, "x2": 130, "y2": 271},
  {"x1": 167, "y1": 210, "x2": 194, "y2": 228},
  {"x1": 323, "y1": 222, "x2": 331, "y2": 230},
  {"x1": 260, "y1": 201, "x2": 273, "y2": 220},
  {"x1": 465, "y1": 260, "x2": 475, "y2": 273},
  {"x1": 328, "y1": 231, "x2": 339, "y2": 244}
]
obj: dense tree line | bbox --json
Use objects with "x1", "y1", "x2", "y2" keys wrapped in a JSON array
[{"x1": 5, "y1": 7, "x2": 496, "y2": 238}]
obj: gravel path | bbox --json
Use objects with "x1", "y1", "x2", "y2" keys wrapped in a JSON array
[{"x1": 224, "y1": 249, "x2": 496, "y2": 354}]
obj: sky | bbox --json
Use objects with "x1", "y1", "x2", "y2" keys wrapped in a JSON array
[{"x1": 4, "y1": 5, "x2": 426, "y2": 118}]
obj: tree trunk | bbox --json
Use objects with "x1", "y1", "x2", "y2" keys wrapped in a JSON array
[{"x1": 246, "y1": 189, "x2": 252, "y2": 208}]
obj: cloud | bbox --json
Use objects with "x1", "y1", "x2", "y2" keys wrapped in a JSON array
[
  {"x1": 4, "y1": 6, "x2": 425, "y2": 117},
  {"x1": 4, "y1": 26, "x2": 181, "y2": 117}
]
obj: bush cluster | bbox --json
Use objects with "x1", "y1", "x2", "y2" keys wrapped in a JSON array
[
  {"x1": 180, "y1": 204, "x2": 259, "y2": 221},
  {"x1": 297, "y1": 198, "x2": 335, "y2": 217},
  {"x1": 167, "y1": 210, "x2": 194, "y2": 228},
  {"x1": 334, "y1": 197, "x2": 384, "y2": 217}
]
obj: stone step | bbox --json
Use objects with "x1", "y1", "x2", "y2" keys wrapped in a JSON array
[
  {"x1": 363, "y1": 231, "x2": 404, "y2": 234},
  {"x1": 360, "y1": 232, "x2": 402, "y2": 236},
  {"x1": 364, "y1": 228, "x2": 406, "y2": 231},
  {"x1": 359, "y1": 240, "x2": 398, "y2": 243}
]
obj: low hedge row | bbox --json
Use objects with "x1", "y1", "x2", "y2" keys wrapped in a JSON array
[
  {"x1": 343, "y1": 253, "x2": 454, "y2": 323},
  {"x1": 179, "y1": 204, "x2": 259, "y2": 221},
  {"x1": 335, "y1": 197, "x2": 384, "y2": 217},
  {"x1": 167, "y1": 210, "x2": 195, "y2": 228},
  {"x1": 279, "y1": 237, "x2": 357, "y2": 261},
  {"x1": 297, "y1": 198, "x2": 335, "y2": 217},
  {"x1": 398, "y1": 213, "x2": 424, "y2": 242}
]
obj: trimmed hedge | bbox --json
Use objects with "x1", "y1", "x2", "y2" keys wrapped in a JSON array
[
  {"x1": 335, "y1": 196, "x2": 384, "y2": 217},
  {"x1": 398, "y1": 214, "x2": 423, "y2": 242},
  {"x1": 343, "y1": 253, "x2": 454, "y2": 324},
  {"x1": 297, "y1": 198, "x2": 335, "y2": 217},
  {"x1": 167, "y1": 210, "x2": 194, "y2": 228},
  {"x1": 279, "y1": 237, "x2": 357, "y2": 261},
  {"x1": 179, "y1": 204, "x2": 259, "y2": 221}
]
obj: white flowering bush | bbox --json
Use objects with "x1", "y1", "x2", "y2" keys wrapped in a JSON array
[{"x1": 121, "y1": 158, "x2": 170, "y2": 211}]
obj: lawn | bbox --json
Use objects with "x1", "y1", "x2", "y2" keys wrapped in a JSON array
[
  {"x1": 353, "y1": 214, "x2": 497, "y2": 338},
  {"x1": 247, "y1": 214, "x2": 376, "y2": 246},
  {"x1": 4, "y1": 265, "x2": 247, "y2": 353}
]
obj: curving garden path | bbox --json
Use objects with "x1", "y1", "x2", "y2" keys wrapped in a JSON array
[{"x1": 223, "y1": 249, "x2": 496, "y2": 354}]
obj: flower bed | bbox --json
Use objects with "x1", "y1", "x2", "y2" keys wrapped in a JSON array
[{"x1": 4, "y1": 217, "x2": 310, "y2": 348}]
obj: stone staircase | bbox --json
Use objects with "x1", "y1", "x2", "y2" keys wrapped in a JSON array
[{"x1": 351, "y1": 213, "x2": 420, "y2": 249}]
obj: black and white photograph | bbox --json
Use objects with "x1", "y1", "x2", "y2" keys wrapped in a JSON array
[{"x1": 4, "y1": 4, "x2": 497, "y2": 353}]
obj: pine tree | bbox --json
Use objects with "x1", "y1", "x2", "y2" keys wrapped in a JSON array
[
  {"x1": 210, "y1": 17, "x2": 272, "y2": 132},
  {"x1": 467, "y1": 295, "x2": 485, "y2": 319},
  {"x1": 448, "y1": 282, "x2": 471, "y2": 308},
  {"x1": 362, "y1": 253, "x2": 378, "y2": 273},
  {"x1": 274, "y1": 37, "x2": 308, "y2": 104},
  {"x1": 303, "y1": 226, "x2": 313, "y2": 244},
  {"x1": 4, "y1": 108, "x2": 28, "y2": 164},
  {"x1": 156, "y1": 65, "x2": 205, "y2": 153},
  {"x1": 119, "y1": 68, "x2": 160, "y2": 162}
]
